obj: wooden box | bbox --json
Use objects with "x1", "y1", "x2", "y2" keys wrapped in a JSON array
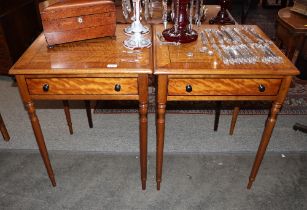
[{"x1": 39, "y1": 0, "x2": 116, "y2": 46}]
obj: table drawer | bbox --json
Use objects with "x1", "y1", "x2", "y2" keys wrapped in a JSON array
[
  {"x1": 26, "y1": 78, "x2": 138, "y2": 95},
  {"x1": 168, "y1": 79, "x2": 282, "y2": 96}
]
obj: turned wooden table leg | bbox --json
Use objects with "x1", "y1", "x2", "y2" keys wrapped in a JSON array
[
  {"x1": 63, "y1": 100, "x2": 73, "y2": 134},
  {"x1": 156, "y1": 75, "x2": 168, "y2": 190},
  {"x1": 138, "y1": 75, "x2": 148, "y2": 190},
  {"x1": 15, "y1": 76, "x2": 56, "y2": 186},
  {"x1": 85, "y1": 100, "x2": 93, "y2": 128},
  {"x1": 26, "y1": 102, "x2": 56, "y2": 186},
  {"x1": 247, "y1": 77, "x2": 292, "y2": 189},
  {"x1": 247, "y1": 102, "x2": 281, "y2": 189},
  {"x1": 0, "y1": 113, "x2": 10, "y2": 141}
]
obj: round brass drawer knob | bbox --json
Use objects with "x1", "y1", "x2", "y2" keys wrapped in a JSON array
[
  {"x1": 42, "y1": 84, "x2": 49, "y2": 92},
  {"x1": 114, "y1": 84, "x2": 121, "y2": 92},
  {"x1": 258, "y1": 84, "x2": 266, "y2": 92},
  {"x1": 186, "y1": 84, "x2": 192, "y2": 93}
]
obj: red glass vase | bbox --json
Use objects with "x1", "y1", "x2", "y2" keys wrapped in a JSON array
[
  {"x1": 162, "y1": 0, "x2": 198, "y2": 43},
  {"x1": 209, "y1": 0, "x2": 235, "y2": 25}
]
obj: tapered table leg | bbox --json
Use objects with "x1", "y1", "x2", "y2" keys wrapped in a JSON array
[
  {"x1": 26, "y1": 102, "x2": 56, "y2": 186},
  {"x1": 63, "y1": 100, "x2": 73, "y2": 135},
  {"x1": 0, "y1": 113, "x2": 10, "y2": 141},
  {"x1": 214, "y1": 101, "x2": 221, "y2": 131},
  {"x1": 156, "y1": 75, "x2": 168, "y2": 190},
  {"x1": 138, "y1": 75, "x2": 148, "y2": 190},
  {"x1": 85, "y1": 100, "x2": 93, "y2": 128},
  {"x1": 229, "y1": 106, "x2": 240, "y2": 135},
  {"x1": 247, "y1": 77, "x2": 292, "y2": 189}
]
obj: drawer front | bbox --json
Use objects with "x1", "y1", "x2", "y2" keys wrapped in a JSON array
[
  {"x1": 168, "y1": 79, "x2": 282, "y2": 96},
  {"x1": 26, "y1": 78, "x2": 138, "y2": 95}
]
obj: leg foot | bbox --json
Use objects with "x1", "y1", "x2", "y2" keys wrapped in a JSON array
[
  {"x1": 142, "y1": 180, "x2": 146, "y2": 190},
  {"x1": 247, "y1": 178, "x2": 254, "y2": 189},
  {"x1": 157, "y1": 181, "x2": 161, "y2": 190},
  {"x1": 51, "y1": 178, "x2": 56, "y2": 187}
]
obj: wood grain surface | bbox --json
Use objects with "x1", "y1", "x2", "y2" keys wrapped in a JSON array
[
  {"x1": 42, "y1": 12, "x2": 116, "y2": 32},
  {"x1": 168, "y1": 78, "x2": 281, "y2": 96},
  {"x1": 39, "y1": 0, "x2": 116, "y2": 45},
  {"x1": 153, "y1": 24, "x2": 299, "y2": 76},
  {"x1": 9, "y1": 24, "x2": 152, "y2": 75},
  {"x1": 39, "y1": 0, "x2": 116, "y2": 21},
  {"x1": 26, "y1": 78, "x2": 138, "y2": 95},
  {"x1": 44, "y1": 24, "x2": 116, "y2": 46}
]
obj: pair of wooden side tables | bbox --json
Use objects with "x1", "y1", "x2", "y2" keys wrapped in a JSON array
[{"x1": 9, "y1": 24, "x2": 299, "y2": 190}]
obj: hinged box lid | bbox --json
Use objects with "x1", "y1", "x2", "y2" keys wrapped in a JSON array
[{"x1": 40, "y1": 0, "x2": 116, "y2": 21}]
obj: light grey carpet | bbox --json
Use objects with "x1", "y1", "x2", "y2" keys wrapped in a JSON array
[
  {"x1": 0, "y1": 150, "x2": 306, "y2": 209},
  {"x1": 0, "y1": 75, "x2": 306, "y2": 152}
]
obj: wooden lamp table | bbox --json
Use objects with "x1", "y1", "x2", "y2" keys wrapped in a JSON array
[
  {"x1": 9, "y1": 25, "x2": 152, "y2": 190},
  {"x1": 276, "y1": 7, "x2": 307, "y2": 133},
  {"x1": 153, "y1": 24, "x2": 299, "y2": 190},
  {"x1": 276, "y1": 7, "x2": 307, "y2": 64}
]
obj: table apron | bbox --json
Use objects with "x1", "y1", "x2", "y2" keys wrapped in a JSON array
[
  {"x1": 29, "y1": 94, "x2": 139, "y2": 100},
  {"x1": 167, "y1": 95, "x2": 277, "y2": 101}
]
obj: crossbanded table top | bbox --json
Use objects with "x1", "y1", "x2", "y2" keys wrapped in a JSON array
[
  {"x1": 153, "y1": 24, "x2": 299, "y2": 76},
  {"x1": 10, "y1": 24, "x2": 153, "y2": 75}
]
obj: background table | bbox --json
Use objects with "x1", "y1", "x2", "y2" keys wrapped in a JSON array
[
  {"x1": 276, "y1": 7, "x2": 307, "y2": 133},
  {"x1": 276, "y1": 7, "x2": 307, "y2": 65},
  {"x1": 153, "y1": 24, "x2": 299, "y2": 190},
  {"x1": 9, "y1": 24, "x2": 152, "y2": 190}
]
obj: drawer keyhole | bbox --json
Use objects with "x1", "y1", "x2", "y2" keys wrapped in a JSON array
[
  {"x1": 77, "y1": 16, "x2": 83, "y2": 24},
  {"x1": 42, "y1": 84, "x2": 49, "y2": 92},
  {"x1": 258, "y1": 84, "x2": 266, "y2": 92},
  {"x1": 114, "y1": 84, "x2": 121, "y2": 92},
  {"x1": 186, "y1": 84, "x2": 192, "y2": 93}
]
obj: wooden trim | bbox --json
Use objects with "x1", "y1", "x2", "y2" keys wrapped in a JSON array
[
  {"x1": 30, "y1": 94, "x2": 139, "y2": 100},
  {"x1": 167, "y1": 95, "x2": 277, "y2": 101}
]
